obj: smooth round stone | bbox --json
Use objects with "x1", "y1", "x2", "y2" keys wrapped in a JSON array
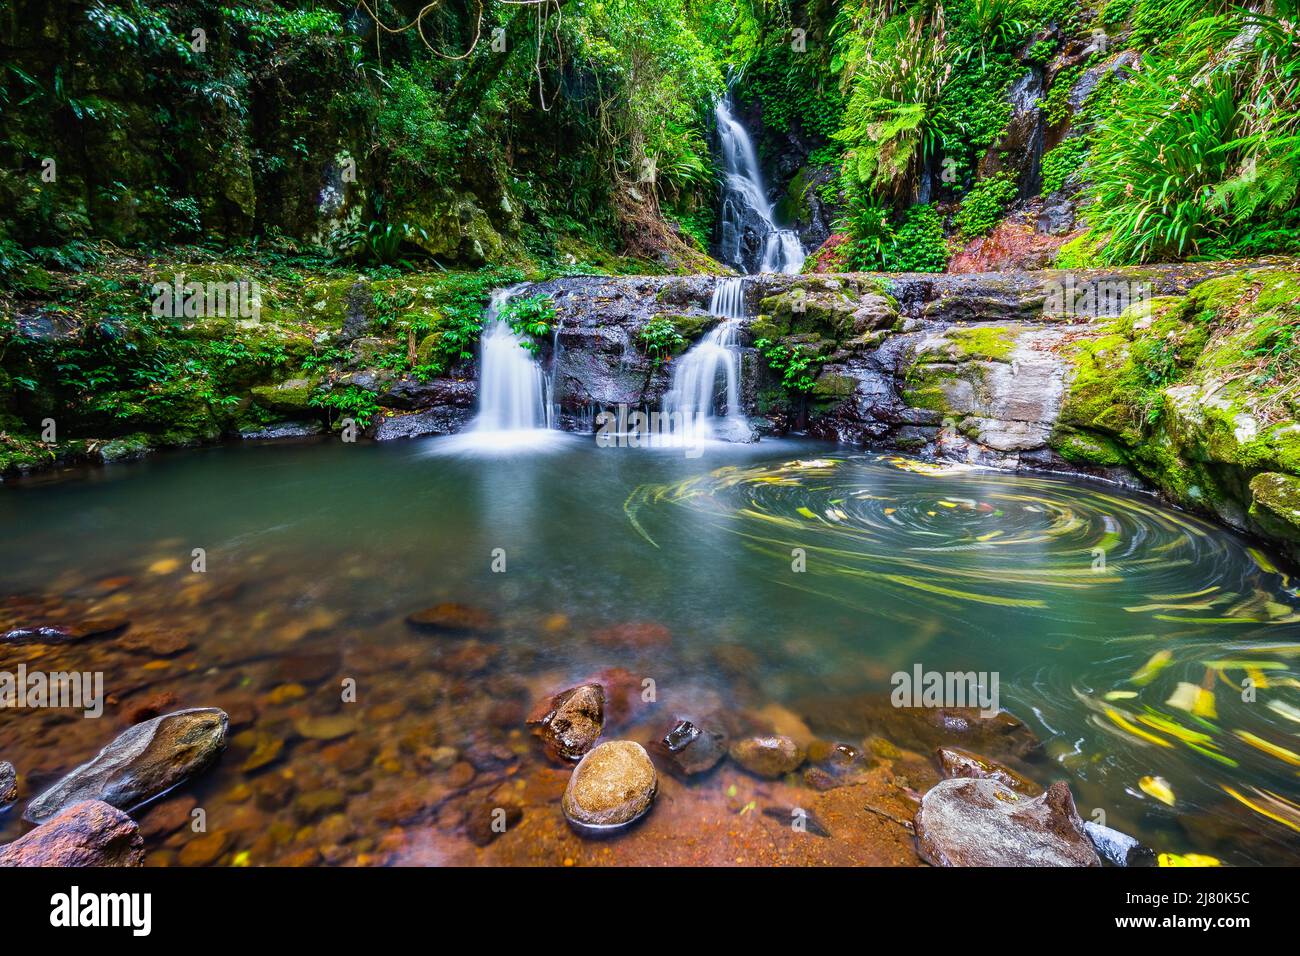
[
  {"x1": 729, "y1": 734, "x2": 806, "y2": 778},
  {"x1": 562, "y1": 741, "x2": 657, "y2": 835}
]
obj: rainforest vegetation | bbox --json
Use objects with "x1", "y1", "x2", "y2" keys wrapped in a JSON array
[{"x1": 1, "y1": 0, "x2": 1299, "y2": 472}]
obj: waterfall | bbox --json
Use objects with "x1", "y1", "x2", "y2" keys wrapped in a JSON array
[
  {"x1": 715, "y1": 98, "x2": 806, "y2": 275},
  {"x1": 441, "y1": 284, "x2": 562, "y2": 452},
  {"x1": 659, "y1": 277, "x2": 751, "y2": 443}
]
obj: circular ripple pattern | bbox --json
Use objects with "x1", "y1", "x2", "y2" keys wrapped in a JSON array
[
  {"x1": 629, "y1": 454, "x2": 1296, "y2": 627},
  {"x1": 628, "y1": 454, "x2": 1300, "y2": 863}
]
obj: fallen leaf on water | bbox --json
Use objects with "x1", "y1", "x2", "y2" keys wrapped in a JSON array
[
  {"x1": 1139, "y1": 775, "x2": 1176, "y2": 806},
  {"x1": 1221, "y1": 785, "x2": 1300, "y2": 833},
  {"x1": 1235, "y1": 731, "x2": 1300, "y2": 767},
  {"x1": 1130, "y1": 650, "x2": 1173, "y2": 686},
  {"x1": 1158, "y1": 852, "x2": 1222, "y2": 867}
]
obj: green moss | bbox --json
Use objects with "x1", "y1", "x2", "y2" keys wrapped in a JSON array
[
  {"x1": 1052, "y1": 428, "x2": 1129, "y2": 468},
  {"x1": 250, "y1": 377, "x2": 321, "y2": 414},
  {"x1": 1249, "y1": 472, "x2": 1300, "y2": 543},
  {"x1": 918, "y1": 326, "x2": 1019, "y2": 364}
]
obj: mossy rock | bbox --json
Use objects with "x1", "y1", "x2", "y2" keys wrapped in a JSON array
[
  {"x1": 98, "y1": 433, "x2": 153, "y2": 463},
  {"x1": 812, "y1": 371, "x2": 857, "y2": 403},
  {"x1": 1051, "y1": 427, "x2": 1129, "y2": 468},
  {"x1": 917, "y1": 326, "x2": 1019, "y2": 365},
  {"x1": 250, "y1": 377, "x2": 321, "y2": 414},
  {"x1": 1249, "y1": 472, "x2": 1300, "y2": 546}
]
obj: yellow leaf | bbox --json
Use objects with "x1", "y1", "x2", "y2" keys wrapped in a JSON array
[{"x1": 1140, "y1": 775, "x2": 1176, "y2": 806}]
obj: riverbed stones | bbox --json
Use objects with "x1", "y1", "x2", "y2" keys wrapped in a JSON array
[
  {"x1": 914, "y1": 778, "x2": 1100, "y2": 867},
  {"x1": 652, "y1": 718, "x2": 727, "y2": 777},
  {"x1": 562, "y1": 741, "x2": 657, "y2": 835},
  {"x1": 0, "y1": 761, "x2": 17, "y2": 809},
  {"x1": 729, "y1": 735, "x2": 806, "y2": 778},
  {"x1": 293, "y1": 713, "x2": 358, "y2": 741},
  {"x1": 24, "y1": 708, "x2": 229, "y2": 824},
  {"x1": 0, "y1": 800, "x2": 144, "y2": 867},
  {"x1": 405, "y1": 602, "x2": 496, "y2": 635},
  {"x1": 936, "y1": 747, "x2": 1042, "y2": 796},
  {"x1": 527, "y1": 683, "x2": 605, "y2": 763}
]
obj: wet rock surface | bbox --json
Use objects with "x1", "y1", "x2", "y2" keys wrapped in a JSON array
[
  {"x1": 562, "y1": 741, "x2": 658, "y2": 834},
  {"x1": 24, "y1": 708, "x2": 229, "y2": 823},
  {"x1": 652, "y1": 718, "x2": 728, "y2": 777},
  {"x1": 528, "y1": 683, "x2": 605, "y2": 763},
  {"x1": 914, "y1": 779, "x2": 1100, "y2": 867},
  {"x1": 0, "y1": 800, "x2": 144, "y2": 867},
  {"x1": 729, "y1": 735, "x2": 806, "y2": 778},
  {"x1": 936, "y1": 747, "x2": 1043, "y2": 796},
  {"x1": 0, "y1": 762, "x2": 16, "y2": 809}
]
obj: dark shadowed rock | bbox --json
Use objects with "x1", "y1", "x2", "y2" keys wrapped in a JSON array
[
  {"x1": 0, "y1": 800, "x2": 144, "y2": 867},
  {"x1": 729, "y1": 735, "x2": 806, "y2": 778},
  {"x1": 651, "y1": 718, "x2": 728, "y2": 777},
  {"x1": 914, "y1": 778, "x2": 1100, "y2": 867},
  {"x1": 0, "y1": 761, "x2": 16, "y2": 809},
  {"x1": 527, "y1": 683, "x2": 604, "y2": 763},
  {"x1": 562, "y1": 741, "x2": 657, "y2": 835},
  {"x1": 24, "y1": 708, "x2": 229, "y2": 823},
  {"x1": 936, "y1": 747, "x2": 1042, "y2": 796},
  {"x1": 404, "y1": 602, "x2": 497, "y2": 635}
]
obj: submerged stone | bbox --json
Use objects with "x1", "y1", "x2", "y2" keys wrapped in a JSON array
[
  {"x1": 0, "y1": 800, "x2": 144, "y2": 867},
  {"x1": 652, "y1": 718, "x2": 727, "y2": 777},
  {"x1": 562, "y1": 741, "x2": 657, "y2": 835},
  {"x1": 405, "y1": 602, "x2": 497, "y2": 635},
  {"x1": 527, "y1": 683, "x2": 604, "y2": 763},
  {"x1": 914, "y1": 778, "x2": 1100, "y2": 867},
  {"x1": 729, "y1": 735, "x2": 806, "y2": 778},
  {"x1": 24, "y1": 708, "x2": 229, "y2": 824}
]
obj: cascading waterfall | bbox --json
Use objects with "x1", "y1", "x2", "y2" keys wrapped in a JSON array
[
  {"x1": 660, "y1": 276, "x2": 750, "y2": 443},
  {"x1": 715, "y1": 98, "x2": 806, "y2": 275},
  {"x1": 447, "y1": 284, "x2": 561, "y2": 452}
]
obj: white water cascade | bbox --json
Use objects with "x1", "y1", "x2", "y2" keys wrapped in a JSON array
[
  {"x1": 447, "y1": 284, "x2": 561, "y2": 452},
  {"x1": 659, "y1": 277, "x2": 751, "y2": 443},
  {"x1": 715, "y1": 98, "x2": 806, "y2": 275}
]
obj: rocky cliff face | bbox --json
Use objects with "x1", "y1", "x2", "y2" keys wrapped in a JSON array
[{"x1": 469, "y1": 262, "x2": 1300, "y2": 564}]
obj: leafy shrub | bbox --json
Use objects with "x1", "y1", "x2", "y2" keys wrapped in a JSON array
[
  {"x1": 638, "y1": 316, "x2": 687, "y2": 365},
  {"x1": 1040, "y1": 137, "x2": 1090, "y2": 195},
  {"x1": 953, "y1": 173, "x2": 1017, "y2": 238}
]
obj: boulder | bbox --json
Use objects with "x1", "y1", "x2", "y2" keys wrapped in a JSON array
[
  {"x1": 914, "y1": 778, "x2": 1100, "y2": 867},
  {"x1": 24, "y1": 708, "x2": 229, "y2": 823},
  {"x1": 0, "y1": 800, "x2": 144, "y2": 867},
  {"x1": 527, "y1": 683, "x2": 604, "y2": 763},
  {"x1": 562, "y1": 741, "x2": 657, "y2": 835}
]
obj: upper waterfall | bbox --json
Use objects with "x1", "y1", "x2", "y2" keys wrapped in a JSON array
[{"x1": 715, "y1": 98, "x2": 806, "y2": 275}]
